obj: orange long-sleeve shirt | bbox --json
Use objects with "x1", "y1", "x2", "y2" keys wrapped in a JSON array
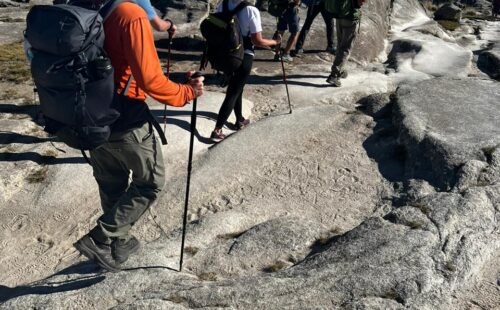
[{"x1": 104, "y1": 2, "x2": 195, "y2": 107}]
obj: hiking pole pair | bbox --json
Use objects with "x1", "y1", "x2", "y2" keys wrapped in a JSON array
[
  {"x1": 179, "y1": 68, "x2": 204, "y2": 272},
  {"x1": 275, "y1": 33, "x2": 293, "y2": 114}
]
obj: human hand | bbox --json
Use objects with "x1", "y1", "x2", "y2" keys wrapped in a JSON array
[
  {"x1": 272, "y1": 32, "x2": 282, "y2": 47},
  {"x1": 186, "y1": 71, "x2": 204, "y2": 97},
  {"x1": 168, "y1": 23, "x2": 177, "y2": 37}
]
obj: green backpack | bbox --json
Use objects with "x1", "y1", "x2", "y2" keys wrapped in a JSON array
[{"x1": 324, "y1": 0, "x2": 361, "y2": 20}]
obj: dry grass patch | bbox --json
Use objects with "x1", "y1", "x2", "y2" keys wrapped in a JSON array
[
  {"x1": 436, "y1": 20, "x2": 460, "y2": 31},
  {"x1": 0, "y1": 42, "x2": 32, "y2": 83},
  {"x1": 263, "y1": 260, "x2": 288, "y2": 273},
  {"x1": 184, "y1": 246, "x2": 199, "y2": 256},
  {"x1": 26, "y1": 166, "x2": 49, "y2": 183},
  {"x1": 197, "y1": 272, "x2": 218, "y2": 281}
]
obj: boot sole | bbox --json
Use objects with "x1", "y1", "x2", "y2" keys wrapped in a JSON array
[{"x1": 74, "y1": 238, "x2": 121, "y2": 273}]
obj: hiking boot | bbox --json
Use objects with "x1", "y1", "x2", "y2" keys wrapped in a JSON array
[
  {"x1": 326, "y1": 74, "x2": 342, "y2": 87},
  {"x1": 210, "y1": 128, "x2": 226, "y2": 142},
  {"x1": 340, "y1": 71, "x2": 348, "y2": 79},
  {"x1": 74, "y1": 234, "x2": 121, "y2": 272},
  {"x1": 111, "y1": 236, "x2": 140, "y2": 264},
  {"x1": 326, "y1": 46, "x2": 336, "y2": 54},
  {"x1": 235, "y1": 117, "x2": 250, "y2": 130},
  {"x1": 281, "y1": 53, "x2": 293, "y2": 62},
  {"x1": 292, "y1": 48, "x2": 303, "y2": 57}
]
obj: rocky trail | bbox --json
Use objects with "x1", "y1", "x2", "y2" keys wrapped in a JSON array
[{"x1": 0, "y1": 0, "x2": 499, "y2": 309}]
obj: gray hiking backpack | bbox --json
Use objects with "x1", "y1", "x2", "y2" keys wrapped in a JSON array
[{"x1": 25, "y1": 0, "x2": 125, "y2": 151}]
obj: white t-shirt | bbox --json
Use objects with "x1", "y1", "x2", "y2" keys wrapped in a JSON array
[{"x1": 216, "y1": 1, "x2": 263, "y2": 55}]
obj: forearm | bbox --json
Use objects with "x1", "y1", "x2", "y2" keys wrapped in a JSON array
[
  {"x1": 125, "y1": 18, "x2": 195, "y2": 106},
  {"x1": 150, "y1": 16, "x2": 170, "y2": 32},
  {"x1": 251, "y1": 33, "x2": 279, "y2": 48}
]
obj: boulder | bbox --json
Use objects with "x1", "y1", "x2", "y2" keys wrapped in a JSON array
[
  {"x1": 434, "y1": 3, "x2": 462, "y2": 22},
  {"x1": 394, "y1": 77, "x2": 500, "y2": 190},
  {"x1": 478, "y1": 49, "x2": 500, "y2": 80},
  {"x1": 350, "y1": 0, "x2": 393, "y2": 64}
]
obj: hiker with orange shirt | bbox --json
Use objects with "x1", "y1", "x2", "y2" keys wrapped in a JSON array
[{"x1": 73, "y1": 0, "x2": 204, "y2": 272}]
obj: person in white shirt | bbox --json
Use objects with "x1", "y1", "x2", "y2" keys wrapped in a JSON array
[{"x1": 210, "y1": 0, "x2": 281, "y2": 142}]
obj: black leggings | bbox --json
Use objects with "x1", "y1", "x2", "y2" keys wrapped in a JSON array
[{"x1": 215, "y1": 53, "x2": 254, "y2": 128}]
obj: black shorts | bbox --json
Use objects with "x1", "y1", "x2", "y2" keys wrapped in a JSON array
[{"x1": 277, "y1": 7, "x2": 300, "y2": 33}]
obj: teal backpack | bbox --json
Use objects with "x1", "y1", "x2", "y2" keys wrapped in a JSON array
[{"x1": 324, "y1": 0, "x2": 361, "y2": 20}]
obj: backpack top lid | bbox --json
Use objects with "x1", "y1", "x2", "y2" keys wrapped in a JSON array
[{"x1": 25, "y1": 0, "x2": 126, "y2": 57}]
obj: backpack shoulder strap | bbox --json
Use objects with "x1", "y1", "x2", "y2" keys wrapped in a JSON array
[
  {"x1": 222, "y1": 0, "x2": 229, "y2": 13},
  {"x1": 99, "y1": 0, "x2": 128, "y2": 21},
  {"x1": 232, "y1": 1, "x2": 249, "y2": 14}
]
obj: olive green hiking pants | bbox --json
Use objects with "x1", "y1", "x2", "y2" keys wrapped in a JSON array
[
  {"x1": 331, "y1": 18, "x2": 359, "y2": 76},
  {"x1": 89, "y1": 122, "x2": 165, "y2": 244}
]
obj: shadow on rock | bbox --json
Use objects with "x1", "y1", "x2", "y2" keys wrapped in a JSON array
[
  {"x1": 0, "y1": 103, "x2": 42, "y2": 125},
  {"x1": 156, "y1": 36, "x2": 204, "y2": 52},
  {"x1": 0, "y1": 131, "x2": 54, "y2": 145},
  {"x1": 0, "y1": 262, "x2": 105, "y2": 303},
  {"x1": 247, "y1": 74, "x2": 331, "y2": 88},
  {"x1": 359, "y1": 93, "x2": 406, "y2": 183},
  {"x1": 0, "y1": 151, "x2": 86, "y2": 165},
  {"x1": 150, "y1": 109, "x2": 216, "y2": 145}
]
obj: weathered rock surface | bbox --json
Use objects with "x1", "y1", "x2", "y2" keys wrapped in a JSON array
[
  {"x1": 350, "y1": 0, "x2": 392, "y2": 64},
  {"x1": 153, "y1": 0, "x2": 209, "y2": 38},
  {"x1": 388, "y1": 0, "x2": 473, "y2": 83},
  {"x1": 1, "y1": 0, "x2": 500, "y2": 308},
  {"x1": 2, "y1": 184, "x2": 498, "y2": 308},
  {"x1": 394, "y1": 77, "x2": 500, "y2": 190}
]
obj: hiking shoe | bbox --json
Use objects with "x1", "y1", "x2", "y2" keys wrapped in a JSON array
[
  {"x1": 281, "y1": 53, "x2": 293, "y2": 62},
  {"x1": 74, "y1": 235, "x2": 121, "y2": 272},
  {"x1": 326, "y1": 74, "x2": 342, "y2": 87},
  {"x1": 210, "y1": 128, "x2": 226, "y2": 142},
  {"x1": 340, "y1": 71, "x2": 348, "y2": 79},
  {"x1": 326, "y1": 46, "x2": 336, "y2": 54},
  {"x1": 111, "y1": 236, "x2": 140, "y2": 264},
  {"x1": 235, "y1": 118, "x2": 250, "y2": 130},
  {"x1": 292, "y1": 48, "x2": 304, "y2": 57}
]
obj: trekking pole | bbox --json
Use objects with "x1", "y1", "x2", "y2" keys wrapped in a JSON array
[
  {"x1": 272, "y1": 32, "x2": 292, "y2": 114},
  {"x1": 278, "y1": 43, "x2": 293, "y2": 114},
  {"x1": 162, "y1": 31, "x2": 173, "y2": 135},
  {"x1": 179, "y1": 69, "x2": 204, "y2": 272}
]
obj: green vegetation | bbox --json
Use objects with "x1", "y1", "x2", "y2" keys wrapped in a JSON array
[{"x1": 0, "y1": 42, "x2": 32, "y2": 83}]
